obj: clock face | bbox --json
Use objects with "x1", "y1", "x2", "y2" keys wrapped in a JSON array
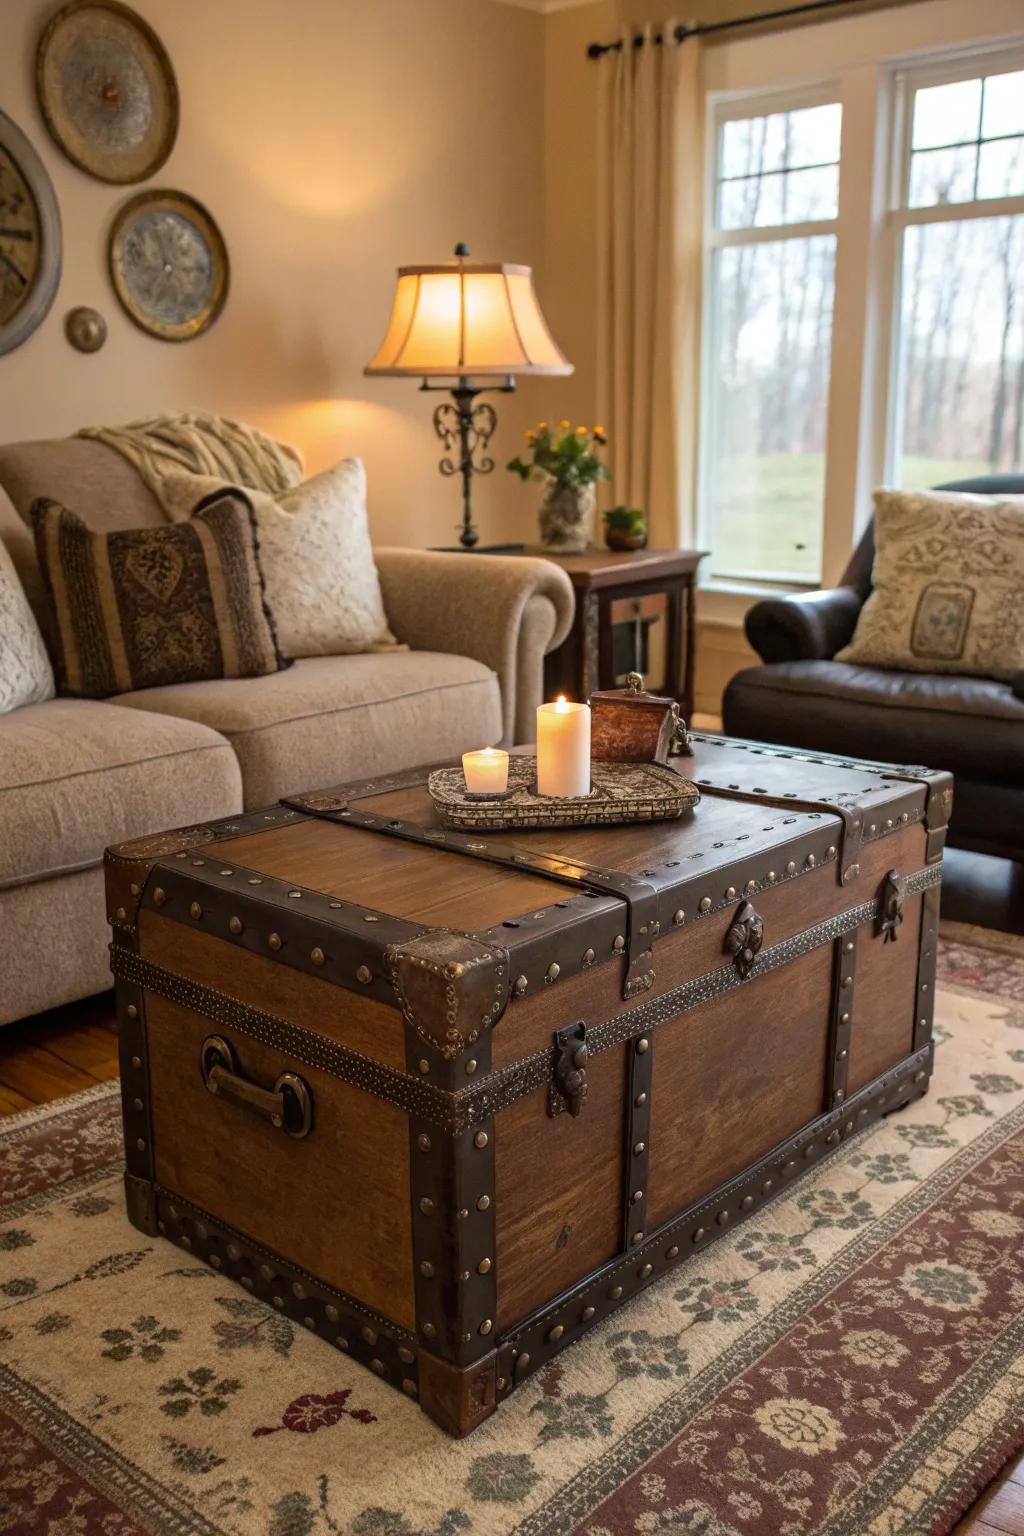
[
  {"x1": 0, "y1": 146, "x2": 42, "y2": 327},
  {"x1": 0, "y1": 111, "x2": 61, "y2": 357}
]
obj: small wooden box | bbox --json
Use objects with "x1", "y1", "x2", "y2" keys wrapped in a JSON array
[{"x1": 106, "y1": 734, "x2": 950, "y2": 1436}]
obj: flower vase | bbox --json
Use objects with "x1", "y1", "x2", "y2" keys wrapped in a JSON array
[{"x1": 538, "y1": 481, "x2": 596, "y2": 553}]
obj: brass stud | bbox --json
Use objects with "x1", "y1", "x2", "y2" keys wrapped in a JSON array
[
  {"x1": 420, "y1": 1261, "x2": 435, "y2": 1277},
  {"x1": 129, "y1": 883, "x2": 140, "y2": 897},
  {"x1": 631, "y1": 1189, "x2": 643, "y2": 1204},
  {"x1": 868, "y1": 823, "x2": 877, "y2": 835},
  {"x1": 806, "y1": 854, "x2": 816, "y2": 869},
  {"x1": 636, "y1": 1037, "x2": 649, "y2": 1054},
  {"x1": 633, "y1": 1141, "x2": 646, "y2": 1155},
  {"x1": 783, "y1": 1160, "x2": 796, "y2": 1175},
  {"x1": 548, "y1": 1324, "x2": 564, "y2": 1342},
  {"x1": 608, "y1": 1285, "x2": 623, "y2": 1300},
  {"x1": 699, "y1": 896, "x2": 712, "y2": 912},
  {"x1": 582, "y1": 1305, "x2": 596, "y2": 1321},
  {"x1": 479, "y1": 1318, "x2": 493, "y2": 1336},
  {"x1": 271, "y1": 1294, "x2": 284, "y2": 1309},
  {"x1": 115, "y1": 905, "x2": 127, "y2": 922},
  {"x1": 914, "y1": 1069, "x2": 926, "y2": 1084},
  {"x1": 919, "y1": 1017, "x2": 927, "y2": 1029},
  {"x1": 417, "y1": 1133, "x2": 431, "y2": 1152},
  {"x1": 135, "y1": 1136, "x2": 146, "y2": 1152},
  {"x1": 844, "y1": 863, "x2": 860, "y2": 882},
  {"x1": 631, "y1": 1231, "x2": 644, "y2": 1244},
  {"x1": 496, "y1": 1376, "x2": 507, "y2": 1391},
  {"x1": 673, "y1": 909, "x2": 685, "y2": 925},
  {"x1": 761, "y1": 1179, "x2": 773, "y2": 1194},
  {"x1": 717, "y1": 1209, "x2": 729, "y2": 1225},
  {"x1": 477, "y1": 1194, "x2": 491, "y2": 1211},
  {"x1": 474, "y1": 1130, "x2": 489, "y2": 1149},
  {"x1": 419, "y1": 1197, "x2": 435, "y2": 1216},
  {"x1": 514, "y1": 974, "x2": 529, "y2": 995},
  {"x1": 361, "y1": 1326, "x2": 378, "y2": 1345},
  {"x1": 356, "y1": 964, "x2": 372, "y2": 984},
  {"x1": 582, "y1": 948, "x2": 596, "y2": 966},
  {"x1": 126, "y1": 1003, "x2": 138, "y2": 1020},
  {"x1": 844, "y1": 940, "x2": 854, "y2": 954},
  {"x1": 640, "y1": 1262, "x2": 653, "y2": 1278},
  {"x1": 515, "y1": 1351, "x2": 531, "y2": 1376},
  {"x1": 477, "y1": 1257, "x2": 492, "y2": 1275},
  {"x1": 725, "y1": 885, "x2": 737, "y2": 899},
  {"x1": 369, "y1": 1358, "x2": 387, "y2": 1379},
  {"x1": 465, "y1": 1059, "x2": 478, "y2": 1075},
  {"x1": 152, "y1": 887, "x2": 166, "y2": 906},
  {"x1": 240, "y1": 1274, "x2": 253, "y2": 1289},
  {"x1": 422, "y1": 1321, "x2": 437, "y2": 1338},
  {"x1": 402, "y1": 1378, "x2": 418, "y2": 1397},
  {"x1": 131, "y1": 1054, "x2": 141, "y2": 1069},
  {"x1": 838, "y1": 1048, "x2": 847, "y2": 1059},
  {"x1": 189, "y1": 901, "x2": 203, "y2": 920},
  {"x1": 613, "y1": 935, "x2": 626, "y2": 952},
  {"x1": 827, "y1": 845, "x2": 837, "y2": 858},
  {"x1": 268, "y1": 933, "x2": 282, "y2": 951},
  {"x1": 210, "y1": 1254, "x2": 222, "y2": 1269},
  {"x1": 288, "y1": 890, "x2": 302, "y2": 899},
  {"x1": 635, "y1": 1091, "x2": 647, "y2": 1108},
  {"x1": 418, "y1": 1059, "x2": 430, "y2": 1075},
  {"x1": 804, "y1": 1143, "x2": 816, "y2": 1158},
  {"x1": 248, "y1": 877, "x2": 263, "y2": 885},
  {"x1": 766, "y1": 871, "x2": 777, "y2": 884},
  {"x1": 227, "y1": 1244, "x2": 241, "y2": 1261},
  {"x1": 310, "y1": 947, "x2": 326, "y2": 966},
  {"x1": 180, "y1": 1234, "x2": 192, "y2": 1249},
  {"x1": 133, "y1": 1096, "x2": 143, "y2": 1112},
  {"x1": 834, "y1": 1088, "x2": 845, "y2": 1102},
  {"x1": 785, "y1": 861, "x2": 796, "y2": 875},
  {"x1": 900, "y1": 812, "x2": 908, "y2": 823},
  {"x1": 292, "y1": 1282, "x2": 307, "y2": 1300},
  {"x1": 666, "y1": 1245, "x2": 679, "y2": 1259},
  {"x1": 745, "y1": 879, "x2": 757, "y2": 893},
  {"x1": 336, "y1": 1334, "x2": 350, "y2": 1351},
  {"x1": 842, "y1": 975, "x2": 853, "y2": 987},
  {"x1": 546, "y1": 962, "x2": 560, "y2": 982},
  {"x1": 397, "y1": 1345, "x2": 414, "y2": 1364},
  {"x1": 841, "y1": 1012, "x2": 850, "y2": 1025},
  {"x1": 741, "y1": 1194, "x2": 754, "y2": 1209},
  {"x1": 693, "y1": 1227, "x2": 705, "y2": 1242}
]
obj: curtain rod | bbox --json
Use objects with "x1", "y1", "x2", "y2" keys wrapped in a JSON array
[{"x1": 586, "y1": 0, "x2": 875, "y2": 58}]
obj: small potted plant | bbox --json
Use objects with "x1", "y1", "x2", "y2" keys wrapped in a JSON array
[
  {"x1": 603, "y1": 505, "x2": 648, "y2": 551},
  {"x1": 507, "y1": 421, "x2": 610, "y2": 552}
]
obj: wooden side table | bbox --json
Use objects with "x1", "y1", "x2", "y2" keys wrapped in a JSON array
[{"x1": 526, "y1": 547, "x2": 705, "y2": 719}]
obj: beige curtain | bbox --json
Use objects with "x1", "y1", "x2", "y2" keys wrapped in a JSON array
[{"x1": 597, "y1": 25, "x2": 703, "y2": 549}]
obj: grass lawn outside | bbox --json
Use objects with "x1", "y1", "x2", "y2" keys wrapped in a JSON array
[{"x1": 708, "y1": 453, "x2": 990, "y2": 584}]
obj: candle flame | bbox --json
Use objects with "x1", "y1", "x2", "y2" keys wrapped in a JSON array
[{"x1": 554, "y1": 694, "x2": 570, "y2": 713}]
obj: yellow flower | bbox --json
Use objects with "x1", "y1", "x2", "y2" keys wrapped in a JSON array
[
  {"x1": 576, "y1": 425, "x2": 588, "y2": 436},
  {"x1": 537, "y1": 421, "x2": 548, "y2": 431},
  {"x1": 593, "y1": 426, "x2": 605, "y2": 436},
  {"x1": 559, "y1": 419, "x2": 571, "y2": 430},
  {"x1": 525, "y1": 430, "x2": 536, "y2": 443}
]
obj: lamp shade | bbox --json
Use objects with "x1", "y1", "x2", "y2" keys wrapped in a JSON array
[{"x1": 365, "y1": 251, "x2": 572, "y2": 379}]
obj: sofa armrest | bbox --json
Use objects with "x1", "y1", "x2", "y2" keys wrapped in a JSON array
[
  {"x1": 374, "y1": 549, "x2": 575, "y2": 746},
  {"x1": 744, "y1": 586, "x2": 864, "y2": 664}
]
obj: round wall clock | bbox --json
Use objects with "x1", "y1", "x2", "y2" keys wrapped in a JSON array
[
  {"x1": 108, "y1": 188, "x2": 228, "y2": 342},
  {"x1": 0, "y1": 110, "x2": 62, "y2": 357},
  {"x1": 36, "y1": 0, "x2": 178, "y2": 185}
]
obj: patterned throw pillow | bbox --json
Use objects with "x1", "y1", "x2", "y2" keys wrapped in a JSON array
[
  {"x1": 32, "y1": 492, "x2": 288, "y2": 699},
  {"x1": 0, "y1": 536, "x2": 54, "y2": 714},
  {"x1": 836, "y1": 488, "x2": 1024, "y2": 682}
]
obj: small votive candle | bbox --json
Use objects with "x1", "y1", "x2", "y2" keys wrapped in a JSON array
[
  {"x1": 462, "y1": 747, "x2": 510, "y2": 795},
  {"x1": 536, "y1": 696, "x2": 591, "y2": 798}
]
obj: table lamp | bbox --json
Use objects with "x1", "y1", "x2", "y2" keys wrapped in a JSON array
[{"x1": 364, "y1": 243, "x2": 573, "y2": 549}]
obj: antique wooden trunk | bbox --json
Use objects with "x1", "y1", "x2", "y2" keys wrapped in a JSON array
[{"x1": 105, "y1": 733, "x2": 950, "y2": 1436}]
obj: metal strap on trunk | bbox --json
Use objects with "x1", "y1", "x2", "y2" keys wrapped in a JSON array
[{"x1": 283, "y1": 792, "x2": 660, "y2": 1000}]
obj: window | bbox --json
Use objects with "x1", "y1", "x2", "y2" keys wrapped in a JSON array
[
  {"x1": 701, "y1": 95, "x2": 842, "y2": 585},
  {"x1": 890, "y1": 65, "x2": 1024, "y2": 486}
]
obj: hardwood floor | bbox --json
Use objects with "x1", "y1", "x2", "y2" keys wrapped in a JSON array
[{"x1": 0, "y1": 992, "x2": 1020, "y2": 1531}]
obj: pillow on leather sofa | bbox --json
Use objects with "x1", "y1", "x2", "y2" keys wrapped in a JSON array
[
  {"x1": 166, "y1": 457, "x2": 400, "y2": 659},
  {"x1": 837, "y1": 487, "x2": 1024, "y2": 682},
  {"x1": 32, "y1": 492, "x2": 288, "y2": 698},
  {"x1": 0, "y1": 535, "x2": 54, "y2": 713}
]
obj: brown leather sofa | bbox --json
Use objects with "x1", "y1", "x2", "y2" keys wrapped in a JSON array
[{"x1": 722, "y1": 476, "x2": 1024, "y2": 863}]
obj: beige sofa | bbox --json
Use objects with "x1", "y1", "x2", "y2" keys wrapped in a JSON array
[{"x1": 0, "y1": 436, "x2": 574, "y2": 1027}]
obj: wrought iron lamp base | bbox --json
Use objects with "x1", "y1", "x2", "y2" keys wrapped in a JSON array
[{"x1": 421, "y1": 376, "x2": 516, "y2": 549}]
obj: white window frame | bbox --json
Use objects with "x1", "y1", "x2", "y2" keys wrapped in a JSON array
[
  {"x1": 697, "y1": 80, "x2": 843, "y2": 593},
  {"x1": 882, "y1": 44, "x2": 1024, "y2": 487}
]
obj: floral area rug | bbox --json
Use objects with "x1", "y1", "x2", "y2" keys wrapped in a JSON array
[{"x1": 2, "y1": 930, "x2": 1024, "y2": 1536}]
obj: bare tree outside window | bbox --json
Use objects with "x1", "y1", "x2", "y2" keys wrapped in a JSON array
[
  {"x1": 702, "y1": 99, "x2": 841, "y2": 583},
  {"x1": 894, "y1": 68, "x2": 1024, "y2": 485}
]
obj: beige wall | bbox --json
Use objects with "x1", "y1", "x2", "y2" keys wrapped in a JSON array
[{"x1": 1, "y1": 0, "x2": 552, "y2": 548}]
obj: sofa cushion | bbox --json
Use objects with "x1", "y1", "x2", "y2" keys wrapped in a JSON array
[
  {"x1": 112, "y1": 651, "x2": 503, "y2": 806},
  {"x1": 33, "y1": 493, "x2": 288, "y2": 698},
  {"x1": 722, "y1": 660, "x2": 1024, "y2": 780},
  {"x1": 0, "y1": 537, "x2": 54, "y2": 714},
  {"x1": 0, "y1": 698, "x2": 242, "y2": 888}
]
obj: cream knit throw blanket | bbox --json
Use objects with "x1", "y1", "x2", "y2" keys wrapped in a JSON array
[{"x1": 77, "y1": 413, "x2": 304, "y2": 515}]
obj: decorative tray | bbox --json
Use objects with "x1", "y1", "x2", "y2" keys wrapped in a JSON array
[{"x1": 427, "y1": 756, "x2": 699, "y2": 832}]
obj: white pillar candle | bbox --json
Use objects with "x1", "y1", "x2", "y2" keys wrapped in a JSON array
[
  {"x1": 536, "y1": 696, "x2": 591, "y2": 798},
  {"x1": 462, "y1": 747, "x2": 510, "y2": 794}
]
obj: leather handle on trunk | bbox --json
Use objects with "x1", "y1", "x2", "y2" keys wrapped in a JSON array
[{"x1": 200, "y1": 1035, "x2": 313, "y2": 1139}]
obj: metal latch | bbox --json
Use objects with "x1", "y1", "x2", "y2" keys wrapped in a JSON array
[
  {"x1": 724, "y1": 900, "x2": 764, "y2": 979},
  {"x1": 549, "y1": 1021, "x2": 589, "y2": 1118},
  {"x1": 877, "y1": 870, "x2": 906, "y2": 942}
]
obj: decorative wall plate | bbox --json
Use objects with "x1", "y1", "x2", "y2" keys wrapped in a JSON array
[
  {"x1": 108, "y1": 189, "x2": 228, "y2": 341},
  {"x1": 0, "y1": 110, "x2": 62, "y2": 357},
  {"x1": 36, "y1": 0, "x2": 178, "y2": 184}
]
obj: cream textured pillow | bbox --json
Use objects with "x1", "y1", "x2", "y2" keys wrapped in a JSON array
[
  {"x1": 0, "y1": 535, "x2": 54, "y2": 713},
  {"x1": 837, "y1": 488, "x2": 1024, "y2": 682},
  {"x1": 167, "y1": 458, "x2": 398, "y2": 659}
]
